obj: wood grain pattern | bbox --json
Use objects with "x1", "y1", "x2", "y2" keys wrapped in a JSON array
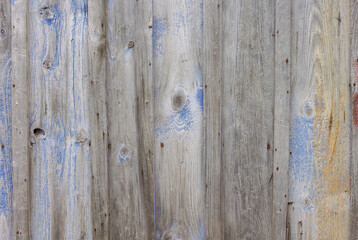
[
  {"x1": 0, "y1": 1, "x2": 12, "y2": 239},
  {"x1": 88, "y1": 0, "x2": 108, "y2": 238},
  {"x1": 0, "y1": 1, "x2": 356, "y2": 239},
  {"x1": 352, "y1": 1, "x2": 358, "y2": 239},
  {"x1": 272, "y1": 0, "x2": 291, "y2": 238},
  {"x1": 204, "y1": 0, "x2": 222, "y2": 239},
  {"x1": 106, "y1": 0, "x2": 153, "y2": 238},
  {"x1": 153, "y1": 0, "x2": 205, "y2": 239},
  {"x1": 289, "y1": 1, "x2": 351, "y2": 239},
  {"x1": 28, "y1": 0, "x2": 91, "y2": 239},
  {"x1": 11, "y1": 0, "x2": 30, "y2": 239},
  {"x1": 221, "y1": 0, "x2": 275, "y2": 238}
]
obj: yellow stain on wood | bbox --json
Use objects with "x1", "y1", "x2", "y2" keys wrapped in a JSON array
[{"x1": 313, "y1": 1, "x2": 350, "y2": 239}]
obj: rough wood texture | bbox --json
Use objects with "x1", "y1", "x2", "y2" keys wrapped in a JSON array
[
  {"x1": 153, "y1": 0, "x2": 205, "y2": 239},
  {"x1": 272, "y1": 0, "x2": 291, "y2": 239},
  {"x1": 0, "y1": 1, "x2": 356, "y2": 239},
  {"x1": 28, "y1": 1, "x2": 91, "y2": 239},
  {"x1": 106, "y1": 0, "x2": 153, "y2": 239},
  {"x1": 221, "y1": 0, "x2": 275, "y2": 239},
  {"x1": 204, "y1": 0, "x2": 222, "y2": 239},
  {"x1": 0, "y1": 1, "x2": 12, "y2": 239},
  {"x1": 11, "y1": 0, "x2": 30, "y2": 239},
  {"x1": 88, "y1": 0, "x2": 108, "y2": 238}
]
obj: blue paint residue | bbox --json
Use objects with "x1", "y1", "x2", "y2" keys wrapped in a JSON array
[
  {"x1": 155, "y1": 99, "x2": 194, "y2": 140},
  {"x1": 289, "y1": 116, "x2": 314, "y2": 184},
  {"x1": 153, "y1": 17, "x2": 166, "y2": 57},
  {"x1": 196, "y1": 88, "x2": 203, "y2": 113},
  {"x1": 0, "y1": 58, "x2": 12, "y2": 225}
]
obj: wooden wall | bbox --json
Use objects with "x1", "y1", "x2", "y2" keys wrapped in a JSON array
[{"x1": 0, "y1": 0, "x2": 356, "y2": 239}]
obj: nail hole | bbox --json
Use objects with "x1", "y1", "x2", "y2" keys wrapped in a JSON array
[
  {"x1": 267, "y1": 144, "x2": 271, "y2": 150},
  {"x1": 160, "y1": 142, "x2": 164, "y2": 148},
  {"x1": 33, "y1": 128, "x2": 46, "y2": 138}
]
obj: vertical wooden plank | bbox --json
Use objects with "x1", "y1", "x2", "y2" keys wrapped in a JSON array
[
  {"x1": 351, "y1": 0, "x2": 358, "y2": 239},
  {"x1": 88, "y1": 0, "x2": 109, "y2": 238},
  {"x1": 11, "y1": 0, "x2": 30, "y2": 238},
  {"x1": 272, "y1": 0, "x2": 291, "y2": 239},
  {"x1": 0, "y1": 1, "x2": 12, "y2": 239},
  {"x1": 106, "y1": 0, "x2": 153, "y2": 238},
  {"x1": 204, "y1": 0, "x2": 222, "y2": 239},
  {"x1": 288, "y1": 0, "x2": 316, "y2": 238},
  {"x1": 221, "y1": 0, "x2": 275, "y2": 238},
  {"x1": 28, "y1": 0, "x2": 92, "y2": 239},
  {"x1": 153, "y1": 0, "x2": 205, "y2": 239},
  {"x1": 313, "y1": 2, "x2": 351, "y2": 238},
  {"x1": 289, "y1": 0, "x2": 351, "y2": 239}
]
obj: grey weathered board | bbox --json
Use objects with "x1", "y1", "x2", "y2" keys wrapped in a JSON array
[{"x1": 0, "y1": 0, "x2": 356, "y2": 239}]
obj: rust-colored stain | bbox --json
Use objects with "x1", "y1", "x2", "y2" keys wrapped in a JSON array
[
  {"x1": 313, "y1": 2, "x2": 350, "y2": 239},
  {"x1": 353, "y1": 93, "x2": 358, "y2": 126}
]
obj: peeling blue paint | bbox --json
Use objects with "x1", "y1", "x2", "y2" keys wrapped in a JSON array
[
  {"x1": 155, "y1": 98, "x2": 194, "y2": 140},
  {"x1": 289, "y1": 116, "x2": 314, "y2": 184},
  {"x1": 0, "y1": 57, "x2": 12, "y2": 228},
  {"x1": 153, "y1": 17, "x2": 166, "y2": 57},
  {"x1": 196, "y1": 88, "x2": 204, "y2": 113}
]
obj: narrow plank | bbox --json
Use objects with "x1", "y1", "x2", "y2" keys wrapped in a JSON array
[
  {"x1": 351, "y1": 0, "x2": 358, "y2": 239},
  {"x1": 28, "y1": 0, "x2": 92, "y2": 238},
  {"x1": 153, "y1": 0, "x2": 205, "y2": 239},
  {"x1": 203, "y1": 0, "x2": 223, "y2": 239},
  {"x1": 134, "y1": 0, "x2": 155, "y2": 238},
  {"x1": 0, "y1": 1, "x2": 12, "y2": 239},
  {"x1": 88, "y1": 0, "x2": 109, "y2": 238},
  {"x1": 106, "y1": 0, "x2": 153, "y2": 238},
  {"x1": 313, "y1": 1, "x2": 351, "y2": 238},
  {"x1": 288, "y1": 0, "x2": 317, "y2": 238},
  {"x1": 221, "y1": 0, "x2": 275, "y2": 238},
  {"x1": 11, "y1": 0, "x2": 30, "y2": 238},
  {"x1": 289, "y1": 1, "x2": 351, "y2": 239},
  {"x1": 272, "y1": 0, "x2": 291, "y2": 239}
]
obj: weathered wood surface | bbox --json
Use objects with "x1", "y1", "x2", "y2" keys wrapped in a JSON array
[{"x1": 0, "y1": 0, "x2": 356, "y2": 239}]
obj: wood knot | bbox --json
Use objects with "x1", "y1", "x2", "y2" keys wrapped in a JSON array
[
  {"x1": 302, "y1": 102, "x2": 313, "y2": 118},
  {"x1": 40, "y1": 7, "x2": 55, "y2": 22},
  {"x1": 43, "y1": 60, "x2": 52, "y2": 70},
  {"x1": 128, "y1": 41, "x2": 135, "y2": 48},
  {"x1": 171, "y1": 87, "x2": 187, "y2": 112},
  {"x1": 118, "y1": 143, "x2": 131, "y2": 163},
  {"x1": 75, "y1": 130, "x2": 88, "y2": 143}
]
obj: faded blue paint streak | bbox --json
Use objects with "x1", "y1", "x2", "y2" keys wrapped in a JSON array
[
  {"x1": 289, "y1": 116, "x2": 314, "y2": 184},
  {"x1": 196, "y1": 88, "x2": 203, "y2": 113},
  {"x1": 289, "y1": 114, "x2": 315, "y2": 213},
  {"x1": 0, "y1": 57, "x2": 12, "y2": 231},
  {"x1": 65, "y1": 142, "x2": 77, "y2": 240},
  {"x1": 191, "y1": 218, "x2": 205, "y2": 240},
  {"x1": 31, "y1": 137, "x2": 50, "y2": 240},
  {"x1": 153, "y1": 17, "x2": 166, "y2": 57},
  {"x1": 155, "y1": 99, "x2": 194, "y2": 140}
]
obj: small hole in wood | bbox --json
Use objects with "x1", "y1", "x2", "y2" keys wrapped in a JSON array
[
  {"x1": 267, "y1": 144, "x2": 270, "y2": 150},
  {"x1": 160, "y1": 142, "x2": 164, "y2": 148},
  {"x1": 33, "y1": 128, "x2": 46, "y2": 137}
]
